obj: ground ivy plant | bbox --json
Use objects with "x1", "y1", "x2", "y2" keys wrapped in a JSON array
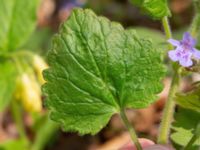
[
  {"x1": 43, "y1": 1, "x2": 200, "y2": 150},
  {"x1": 43, "y1": 7, "x2": 165, "y2": 144}
]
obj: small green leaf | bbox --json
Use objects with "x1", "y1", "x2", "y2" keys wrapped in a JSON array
[
  {"x1": 0, "y1": 0, "x2": 40, "y2": 51},
  {"x1": 130, "y1": 0, "x2": 171, "y2": 19},
  {"x1": 0, "y1": 58, "x2": 18, "y2": 112},
  {"x1": 43, "y1": 8, "x2": 165, "y2": 135},
  {"x1": 175, "y1": 88, "x2": 200, "y2": 113},
  {"x1": 171, "y1": 108, "x2": 200, "y2": 148},
  {"x1": 133, "y1": 27, "x2": 167, "y2": 49}
]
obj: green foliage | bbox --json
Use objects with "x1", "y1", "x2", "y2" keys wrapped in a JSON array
[
  {"x1": 0, "y1": 0, "x2": 41, "y2": 112},
  {"x1": 43, "y1": 8, "x2": 165, "y2": 135},
  {"x1": 0, "y1": 139, "x2": 28, "y2": 150},
  {"x1": 0, "y1": 0, "x2": 40, "y2": 51},
  {"x1": 0, "y1": 58, "x2": 18, "y2": 111},
  {"x1": 171, "y1": 108, "x2": 200, "y2": 149},
  {"x1": 133, "y1": 27, "x2": 167, "y2": 49},
  {"x1": 31, "y1": 116, "x2": 59, "y2": 150},
  {"x1": 130, "y1": 0, "x2": 171, "y2": 19},
  {"x1": 175, "y1": 88, "x2": 200, "y2": 113},
  {"x1": 23, "y1": 28, "x2": 53, "y2": 52}
]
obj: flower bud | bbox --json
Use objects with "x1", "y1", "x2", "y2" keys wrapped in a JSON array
[
  {"x1": 17, "y1": 73, "x2": 42, "y2": 113},
  {"x1": 33, "y1": 55, "x2": 48, "y2": 84}
]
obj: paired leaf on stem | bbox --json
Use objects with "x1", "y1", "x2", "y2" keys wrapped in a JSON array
[
  {"x1": 130, "y1": 0, "x2": 171, "y2": 19},
  {"x1": 175, "y1": 87, "x2": 200, "y2": 113},
  {"x1": 43, "y1": 8, "x2": 165, "y2": 135},
  {"x1": 171, "y1": 108, "x2": 200, "y2": 149}
]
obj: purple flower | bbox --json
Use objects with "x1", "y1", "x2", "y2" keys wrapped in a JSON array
[{"x1": 168, "y1": 32, "x2": 200, "y2": 67}]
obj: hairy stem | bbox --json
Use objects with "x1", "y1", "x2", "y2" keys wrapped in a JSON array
[
  {"x1": 120, "y1": 109, "x2": 142, "y2": 150},
  {"x1": 158, "y1": 0, "x2": 200, "y2": 144},
  {"x1": 158, "y1": 17, "x2": 180, "y2": 144},
  {"x1": 158, "y1": 68, "x2": 180, "y2": 144},
  {"x1": 162, "y1": 16, "x2": 173, "y2": 50}
]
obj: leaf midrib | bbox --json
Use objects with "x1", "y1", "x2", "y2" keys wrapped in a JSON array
[
  {"x1": 59, "y1": 35, "x2": 118, "y2": 110},
  {"x1": 68, "y1": 13, "x2": 120, "y2": 109}
]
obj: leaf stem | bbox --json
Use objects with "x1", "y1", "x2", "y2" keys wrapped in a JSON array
[
  {"x1": 31, "y1": 117, "x2": 59, "y2": 150},
  {"x1": 11, "y1": 100, "x2": 28, "y2": 140},
  {"x1": 158, "y1": 16, "x2": 181, "y2": 144},
  {"x1": 184, "y1": 135, "x2": 198, "y2": 150},
  {"x1": 12, "y1": 56, "x2": 23, "y2": 74},
  {"x1": 162, "y1": 16, "x2": 173, "y2": 50},
  {"x1": 120, "y1": 109, "x2": 142, "y2": 150}
]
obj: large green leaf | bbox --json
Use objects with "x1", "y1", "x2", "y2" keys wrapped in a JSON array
[
  {"x1": 175, "y1": 88, "x2": 200, "y2": 113},
  {"x1": 0, "y1": 0, "x2": 39, "y2": 51},
  {"x1": 0, "y1": 58, "x2": 18, "y2": 111},
  {"x1": 171, "y1": 108, "x2": 200, "y2": 149},
  {"x1": 43, "y1": 8, "x2": 165, "y2": 135},
  {"x1": 130, "y1": 0, "x2": 171, "y2": 19}
]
